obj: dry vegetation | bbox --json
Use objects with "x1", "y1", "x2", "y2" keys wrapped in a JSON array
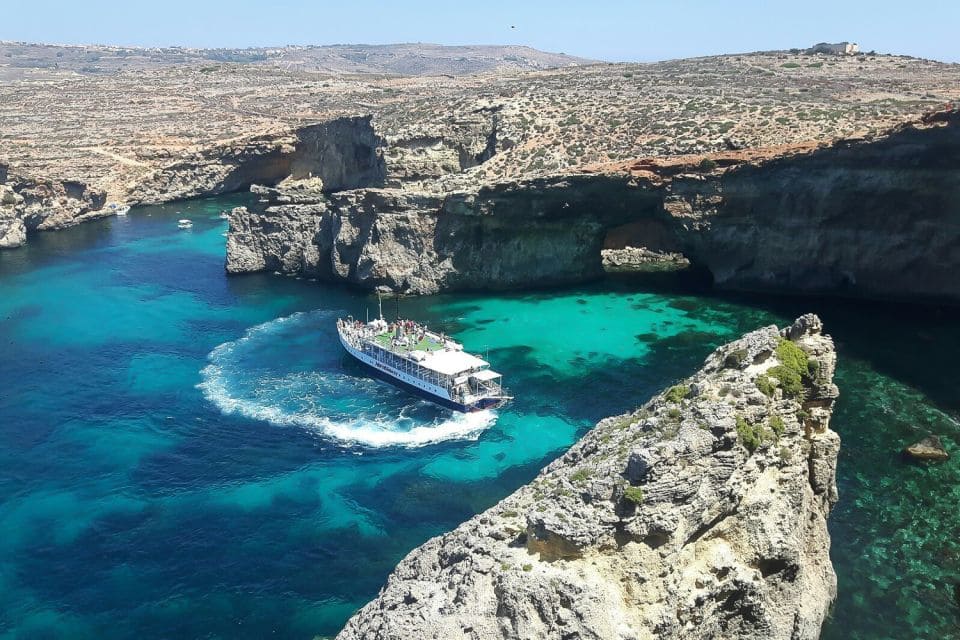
[{"x1": 1, "y1": 42, "x2": 958, "y2": 201}]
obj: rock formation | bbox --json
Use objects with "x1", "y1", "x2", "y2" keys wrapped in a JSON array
[
  {"x1": 0, "y1": 163, "x2": 106, "y2": 248},
  {"x1": 227, "y1": 108, "x2": 960, "y2": 303},
  {"x1": 127, "y1": 116, "x2": 386, "y2": 205},
  {"x1": 336, "y1": 314, "x2": 841, "y2": 640},
  {"x1": 903, "y1": 435, "x2": 949, "y2": 462}
]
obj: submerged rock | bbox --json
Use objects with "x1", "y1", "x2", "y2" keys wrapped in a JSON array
[
  {"x1": 335, "y1": 315, "x2": 841, "y2": 640},
  {"x1": 903, "y1": 435, "x2": 949, "y2": 462}
]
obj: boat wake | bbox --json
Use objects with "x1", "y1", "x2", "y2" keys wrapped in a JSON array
[{"x1": 197, "y1": 311, "x2": 497, "y2": 447}]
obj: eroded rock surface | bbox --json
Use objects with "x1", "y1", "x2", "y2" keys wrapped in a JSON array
[
  {"x1": 336, "y1": 315, "x2": 841, "y2": 640},
  {"x1": 0, "y1": 163, "x2": 106, "y2": 247},
  {"x1": 229, "y1": 109, "x2": 960, "y2": 303}
]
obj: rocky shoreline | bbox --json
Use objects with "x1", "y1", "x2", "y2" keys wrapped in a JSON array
[
  {"x1": 226, "y1": 108, "x2": 960, "y2": 303},
  {"x1": 336, "y1": 314, "x2": 841, "y2": 640}
]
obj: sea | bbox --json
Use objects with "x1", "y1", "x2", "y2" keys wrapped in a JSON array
[{"x1": 0, "y1": 194, "x2": 957, "y2": 639}]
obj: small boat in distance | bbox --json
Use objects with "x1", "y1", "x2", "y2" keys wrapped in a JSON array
[
  {"x1": 177, "y1": 219, "x2": 193, "y2": 230},
  {"x1": 337, "y1": 303, "x2": 510, "y2": 412},
  {"x1": 108, "y1": 203, "x2": 130, "y2": 216}
]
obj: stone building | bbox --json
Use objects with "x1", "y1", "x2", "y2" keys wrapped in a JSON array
[{"x1": 807, "y1": 42, "x2": 860, "y2": 55}]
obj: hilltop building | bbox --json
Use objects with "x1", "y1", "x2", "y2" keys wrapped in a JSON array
[{"x1": 807, "y1": 42, "x2": 860, "y2": 55}]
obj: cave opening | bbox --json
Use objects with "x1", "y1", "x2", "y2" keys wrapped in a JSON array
[{"x1": 599, "y1": 219, "x2": 712, "y2": 291}]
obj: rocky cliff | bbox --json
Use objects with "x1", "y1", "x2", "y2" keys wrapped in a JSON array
[
  {"x1": 0, "y1": 163, "x2": 107, "y2": 248},
  {"x1": 227, "y1": 108, "x2": 960, "y2": 303},
  {"x1": 127, "y1": 116, "x2": 386, "y2": 205},
  {"x1": 336, "y1": 314, "x2": 840, "y2": 640}
]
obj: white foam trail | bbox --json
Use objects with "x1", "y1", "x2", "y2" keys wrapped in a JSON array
[{"x1": 197, "y1": 312, "x2": 497, "y2": 448}]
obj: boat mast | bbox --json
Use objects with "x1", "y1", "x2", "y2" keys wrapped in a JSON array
[{"x1": 378, "y1": 292, "x2": 383, "y2": 320}]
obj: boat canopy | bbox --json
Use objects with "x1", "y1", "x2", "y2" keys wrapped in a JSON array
[
  {"x1": 419, "y1": 349, "x2": 489, "y2": 376},
  {"x1": 470, "y1": 369, "x2": 501, "y2": 381}
]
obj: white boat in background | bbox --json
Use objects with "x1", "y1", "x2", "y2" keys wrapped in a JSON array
[
  {"x1": 177, "y1": 219, "x2": 193, "y2": 230},
  {"x1": 219, "y1": 211, "x2": 230, "y2": 220},
  {"x1": 109, "y1": 203, "x2": 130, "y2": 216}
]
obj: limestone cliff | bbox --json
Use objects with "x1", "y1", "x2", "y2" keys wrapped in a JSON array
[
  {"x1": 225, "y1": 175, "x2": 650, "y2": 292},
  {"x1": 227, "y1": 109, "x2": 960, "y2": 304},
  {"x1": 336, "y1": 314, "x2": 840, "y2": 640},
  {"x1": 0, "y1": 163, "x2": 107, "y2": 248},
  {"x1": 127, "y1": 116, "x2": 386, "y2": 205}
]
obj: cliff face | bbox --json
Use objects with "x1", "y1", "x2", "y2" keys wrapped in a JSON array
[
  {"x1": 227, "y1": 109, "x2": 960, "y2": 303},
  {"x1": 128, "y1": 116, "x2": 386, "y2": 205},
  {"x1": 0, "y1": 164, "x2": 107, "y2": 248},
  {"x1": 226, "y1": 175, "x2": 661, "y2": 292},
  {"x1": 672, "y1": 111, "x2": 960, "y2": 301},
  {"x1": 336, "y1": 315, "x2": 840, "y2": 640}
]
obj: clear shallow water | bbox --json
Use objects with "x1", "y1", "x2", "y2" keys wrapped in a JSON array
[{"x1": 0, "y1": 196, "x2": 958, "y2": 639}]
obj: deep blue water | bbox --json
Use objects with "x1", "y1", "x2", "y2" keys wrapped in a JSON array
[{"x1": 1, "y1": 195, "x2": 958, "y2": 639}]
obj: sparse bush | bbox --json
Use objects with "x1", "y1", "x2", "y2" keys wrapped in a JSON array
[
  {"x1": 736, "y1": 415, "x2": 763, "y2": 453},
  {"x1": 698, "y1": 158, "x2": 718, "y2": 171},
  {"x1": 522, "y1": 564, "x2": 533, "y2": 572},
  {"x1": 570, "y1": 468, "x2": 592, "y2": 484},
  {"x1": 756, "y1": 375, "x2": 776, "y2": 397},
  {"x1": 768, "y1": 364, "x2": 803, "y2": 399},
  {"x1": 769, "y1": 338, "x2": 811, "y2": 399},
  {"x1": 665, "y1": 384, "x2": 691, "y2": 404},
  {"x1": 769, "y1": 415, "x2": 785, "y2": 439},
  {"x1": 624, "y1": 486, "x2": 644, "y2": 504}
]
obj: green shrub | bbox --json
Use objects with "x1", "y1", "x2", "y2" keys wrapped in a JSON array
[
  {"x1": 698, "y1": 158, "x2": 718, "y2": 171},
  {"x1": 665, "y1": 384, "x2": 691, "y2": 404},
  {"x1": 624, "y1": 486, "x2": 644, "y2": 504},
  {"x1": 781, "y1": 62, "x2": 801, "y2": 69},
  {"x1": 570, "y1": 468, "x2": 592, "y2": 484},
  {"x1": 776, "y1": 338, "x2": 810, "y2": 375},
  {"x1": 666, "y1": 407, "x2": 682, "y2": 421},
  {"x1": 736, "y1": 415, "x2": 763, "y2": 453},
  {"x1": 769, "y1": 365, "x2": 803, "y2": 399},
  {"x1": 522, "y1": 564, "x2": 533, "y2": 572},
  {"x1": 769, "y1": 415, "x2": 785, "y2": 439},
  {"x1": 755, "y1": 375, "x2": 776, "y2": 397},
  {"x1": 769, "y1": 338, "x2": 811, "y2": 399}
]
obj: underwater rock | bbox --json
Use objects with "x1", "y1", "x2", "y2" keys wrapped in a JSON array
[
  {"x1": 336, "y1": 315, "x2": 840, "y2": 640},
  {"x1": 903, "y1": 435, "x2": 949, "y2": 462}
]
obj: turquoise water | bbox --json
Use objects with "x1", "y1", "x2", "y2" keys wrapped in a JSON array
[{"x1": 0, "y1": 196, "x2": 958, "y2": 639}]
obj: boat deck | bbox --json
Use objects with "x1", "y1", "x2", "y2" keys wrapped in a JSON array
[{"x1": 372, "y1": 331, "x2": 445, "y2": 355}]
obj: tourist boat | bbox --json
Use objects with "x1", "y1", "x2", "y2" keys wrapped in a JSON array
[
  {"x1": 177, "y1": 219, "x2": 193, "y2": 229},
  {"x1": 337, "y1": 303, "x2": 510, "y2": 412},
  {"x1": 109, "y1": 203, "x2": 130, "y2": 216}
]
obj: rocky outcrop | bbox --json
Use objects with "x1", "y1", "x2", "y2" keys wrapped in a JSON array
[
  {"x1": 382, "y1": 107, "x2": 504, "y2": 189},
  {"x1": 128, "y1": 116, "x2": 386, "y2": 205},
  {"x1": 668, "y1": 110, "x2": 960, "y2": 302},
  {"x1": 226, "y1": 174, "x2": 661, "y2": 292},
  {"x1": 903, "y1": 435, "x2": 949, "y2": 462},
  {"x1": 0, "y1": 163, "x2": 107, "y2": 248},
  {"x1": 336, "y1": 315, "x2": 841, "y2": 640},
  {"x1": 228, "y1": 109, "x2": 960, "y2": 304}
]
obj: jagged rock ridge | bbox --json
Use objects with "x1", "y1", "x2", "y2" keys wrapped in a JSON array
[{"x1": 336, "y1": 314, "x2": 841, "y2": 640}]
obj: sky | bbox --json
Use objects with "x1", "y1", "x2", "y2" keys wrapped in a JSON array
[{"x1": 2, "y1": 0, "x2": 958, "y2": 63}]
